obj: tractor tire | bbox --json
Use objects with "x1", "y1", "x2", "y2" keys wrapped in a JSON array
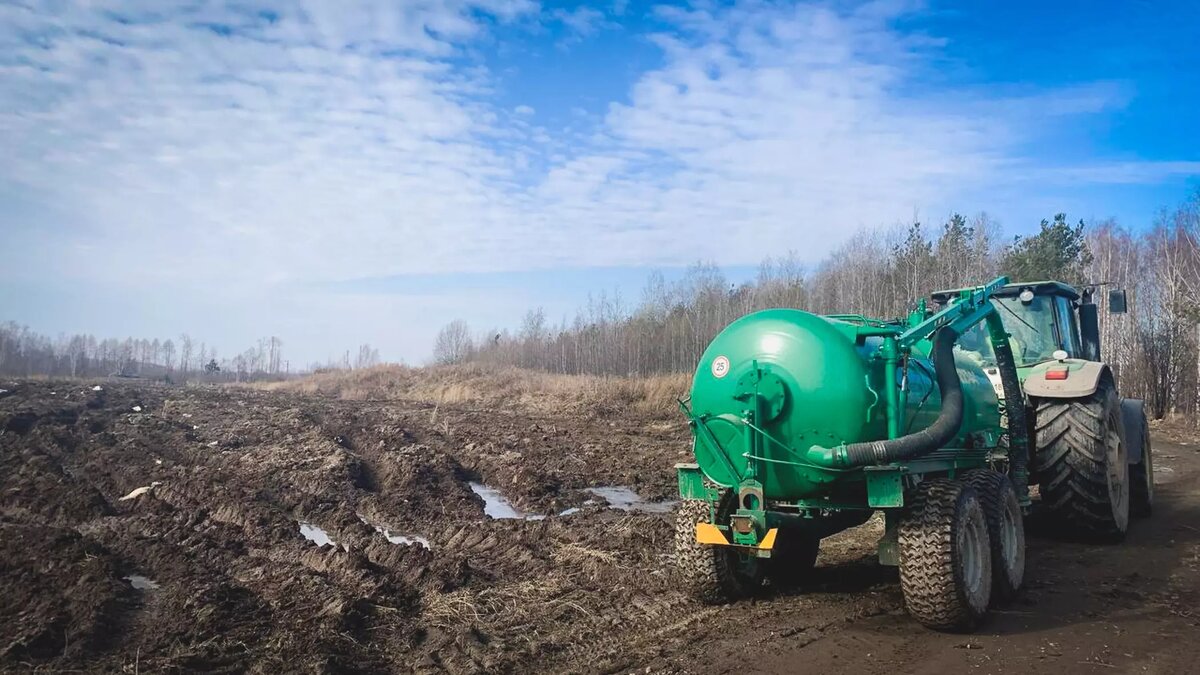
[
  {"x1": 962, "y1": 469, "x2": 1026, "y2": 603},
  {"x1": 898, "y1": 479, "x2": 992, "y2": 632},
  {"x1": 1123, "y1": 400, "x2": 1154, "y2": 518},
  {"x1": 764, "y1": 526, "x2": 820, "y2": 590},
  {"x1": 674, "y1": 498, "x2": 763, "y2": 603},
  {"x1": 1032, "y1": 379, "x2": 1130, "y2": 541}
]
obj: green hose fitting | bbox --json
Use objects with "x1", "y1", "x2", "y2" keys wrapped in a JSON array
[{"x1": 806, "y1": 444, "x2": 851, "y2": 468}]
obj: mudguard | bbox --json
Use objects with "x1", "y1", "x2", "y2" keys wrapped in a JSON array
[
  {"x1": 1023, "y1": 359, "x2": 1111, "y2": 399},
  {"x1": 1120, "y1": 398, "x2": 1148, "y2": 466}
]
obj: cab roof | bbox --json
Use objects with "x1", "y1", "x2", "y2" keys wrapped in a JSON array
[{"x1": 930, "y1": 280, "x2": 1080, "y2": 305}]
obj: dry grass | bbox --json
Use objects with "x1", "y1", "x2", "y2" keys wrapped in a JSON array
[{"x1": 252, "y1": 363, "x2": 690, "y2": 418}]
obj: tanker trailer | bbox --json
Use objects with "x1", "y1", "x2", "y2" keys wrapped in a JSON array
[{"x1": 674, "y1": 276, "x2": 1031, "y2": 631}]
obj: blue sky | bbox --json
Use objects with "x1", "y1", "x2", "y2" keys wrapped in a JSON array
[{"x1": 1, "y1": 0, "x2": 1198, "y2": 365}]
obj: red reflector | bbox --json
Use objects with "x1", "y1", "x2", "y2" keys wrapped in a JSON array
[{"x1": 1045, "y1": 369, "x2": 1069, "y2": 380}]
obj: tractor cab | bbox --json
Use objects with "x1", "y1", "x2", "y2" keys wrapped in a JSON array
[{"x1": 932, "y1": 281, "x2": 1127, "y2": 378}]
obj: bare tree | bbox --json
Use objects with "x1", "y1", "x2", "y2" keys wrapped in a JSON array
[
  {"x1": 433, "y1": 320, "x2": 475, "y2": 365},
  {"x1": 179, "y1": 334, "x2": 193, "y2": 377},
  {"x1": 355, "y1": 343, "x2": 379, "y2": 369}
]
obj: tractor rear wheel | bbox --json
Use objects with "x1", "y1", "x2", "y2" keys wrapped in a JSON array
[
  {"x1": 674, "y1": 497, "x2": 763, "y2": 603},
  {"x1": 1032, "y1": 379, "x2": 1129, "y2": 541},
  {"x1": 962, "y1": 469, "x2": 1025, "y2": 603},
  {"x1": 898, "y1": 479, "x2": 992, "y2": 631}
]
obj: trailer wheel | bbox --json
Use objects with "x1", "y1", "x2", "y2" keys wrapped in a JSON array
[
  {"x1": 765, "y1": 527, "x2": 820, "y2": 590},
  {"x1": 674, "y1": 497, "x2": 762, "y2": 603},
  {"x1": 898, "y1": 479, "x2": 992, "y2": 631},
  {"x1": 962, "y1": 469, "x2": 1025, "y2": 603},
  {"x1": 1032, "y1": 379, "x2": 1129, "y2": 541}
]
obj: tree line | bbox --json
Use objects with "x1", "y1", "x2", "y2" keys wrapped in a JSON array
[
  {"x1": 0, "y1": 324, "x2": 384, "y2": 384},
  {"x1": 435, "y1": 192, "x2": 1200, "y2": 420},
  {"x1": 0, "y1": 328, "x2": 284, "y2": 382}
]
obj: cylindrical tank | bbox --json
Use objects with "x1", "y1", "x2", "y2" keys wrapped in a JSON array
[{"x1": 689, "y1": 308, "x2": 1000, "y2": 500}]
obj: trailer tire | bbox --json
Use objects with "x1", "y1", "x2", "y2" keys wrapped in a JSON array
[
  {"x1": 765, "y1": 527, "x2": 820, "y2": 590},
  {"x1": 1032, "y1": 379, "x2": 1129, "y2": 541},
  {"x1": 899, "y1": 479, "x2": 992, "y2": 631},
  {"x1": 962, "y1": 469, "x2": 1026, "y2": 603},
  {"x1": 674, "y1": 498, "x2": 762, "y2": 603}
]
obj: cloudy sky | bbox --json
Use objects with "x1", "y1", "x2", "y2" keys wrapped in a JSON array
[{"x1": 2, "y1": 0, "x2": 1198, "y2": 365}]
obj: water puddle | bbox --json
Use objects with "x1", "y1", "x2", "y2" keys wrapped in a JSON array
[
  {"x1": 356, "y1": 514, "x2": 431, "y2": 549},
  {"x1": 124, "y1": 574, "x2": 160, "y2": 591},
  {"x1": 298, "y1": 521, "x2": 348, "y2": 550},
  {"x1": 469, "y1": 482, "x2": 546, "y2": 520},
  {"x1": 585, "y1": 486, "x2": 677, "y2": 514},
  {"x1": 468, "y1": 482, "x2": 675, "y2": 519}
]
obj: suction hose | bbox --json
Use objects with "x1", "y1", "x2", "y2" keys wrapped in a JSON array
[
  {"x1": 990, "y1": 319, "x2": 1030, "y2": 490},
  {"x1": 807, "y1": 327, "x2": 963, "y2": 468}
]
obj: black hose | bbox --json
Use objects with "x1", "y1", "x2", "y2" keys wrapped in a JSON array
[
  {"x1": 991, "y1": 326, "x2": 1030, "y2": 490},
  {"x1": 807, "y1": 328, "x2": 964, "y2": 468}
]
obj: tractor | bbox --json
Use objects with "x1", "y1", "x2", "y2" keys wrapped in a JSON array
[
  {"x1": 933, "y1": 281, "x2": 1153, "y2": 539},
  {"x1": 672, "y1": 276, "x2": 1151, "y2": 631}
]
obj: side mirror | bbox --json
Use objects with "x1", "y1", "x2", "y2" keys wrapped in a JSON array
[{"x1": 1108, "y1": 289, "x2": 1128, "y2": 314}]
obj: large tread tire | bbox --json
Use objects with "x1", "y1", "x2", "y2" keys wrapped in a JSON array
[
  {"x1": 764, "y1": 527, "x2": 820, "y2": 590},
  {"x1": 899, "y1": 479, "x2": 992, "y2": 632},
  {"x1": 1123, "y1": 401, "x2": 1154, "y2": 518},
  {"x1": 1032, "y1": 379, "x2": 1129, "y2": 541},
  {"x1": 674, "y1": 498, "x2": 762, "y2": 603},
  {"x1": 962, "y1": 469, "x2": 1026, "y2": 603}
]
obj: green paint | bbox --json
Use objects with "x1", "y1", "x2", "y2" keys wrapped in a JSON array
[
  {"x1": 675, "y1": 463, "x2": 707, "y2": 501},
  {"x1": 865, "y1": 466, "x2": 906, "y2": 508},
  {"x1": 678, "y1": 276, "x2": 1039, "y2": 551},
  {"x1": 685, "y1": 283, "x2": 1006, "y2": 501}
]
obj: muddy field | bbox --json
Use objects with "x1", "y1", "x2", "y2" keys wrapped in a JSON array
[{"x1": 2, "y1": 379, "x2": 1199, "y2": 674}]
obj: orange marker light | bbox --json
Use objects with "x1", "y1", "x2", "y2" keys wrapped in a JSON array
[{"x1": 1045, "y1": 369, "x2": 1069, "y2": 380}]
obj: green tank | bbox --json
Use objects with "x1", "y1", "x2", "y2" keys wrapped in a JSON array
[
  {"x1": 675, "y1": 278, "x2": 1035, "y2": 632},
  {"x1": 689, "y1": 308, "x2": 1001, "y2": 501}
]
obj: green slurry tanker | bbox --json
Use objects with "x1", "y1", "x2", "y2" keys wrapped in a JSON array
[{"x1": 674, "y1": 276, "x2": 1152, "y2": 631}]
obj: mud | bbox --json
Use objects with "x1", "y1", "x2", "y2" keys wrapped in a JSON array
[{"x1": 2, "y1": 380, "x2": 1199, "y2": 673}]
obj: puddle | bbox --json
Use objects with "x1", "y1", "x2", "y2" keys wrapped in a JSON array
[
  {"x1": 124, "y1": 575, "x2": 160, "y2": 591},
  {"x1": 468, "y1": 483, "x2": 675, "y2": 519},
  {"x1": 383, "y1": 531, "x2": 431, "y2": 547},
  {"x1": 469, "y1": 482, "x2": 546, "y2": 520},
  {"x1": 298, "y1": 521, "x2": 348, "y2": 550},
  {"x1": 585, "y1": 486, "x2": 677, "y2": 514},
  {"x1": 356, "y1": 514, "x2": 431, "y2": 549}
]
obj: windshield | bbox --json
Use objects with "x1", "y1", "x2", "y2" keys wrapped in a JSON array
[{"x1": 955, "y1": 296, "x2": 1063, "y2": 368}]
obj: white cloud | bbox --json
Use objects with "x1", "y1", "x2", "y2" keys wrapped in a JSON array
[
  {"x1": 551, "y1": 6, "x2": 614, "y2": 37},
  {"x1": 0, "y1": 0, "x2": 1192, "y2": 361}
]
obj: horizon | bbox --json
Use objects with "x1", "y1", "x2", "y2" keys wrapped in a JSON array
[{"x1": 3, "y1": 0, "x2": 1199, "y2": 365}]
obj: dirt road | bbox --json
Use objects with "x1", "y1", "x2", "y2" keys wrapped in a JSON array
[
  {"x1": 1, "y1": 380, "x2": 1196, "y2": 673},
  {"x1": 645, "y1": 436, "x2": 1200, "y2": 674}
]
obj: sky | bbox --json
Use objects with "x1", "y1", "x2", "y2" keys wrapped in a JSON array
[{"x1": 1, "y1": 0, "x2": 1198, "y2": 366}]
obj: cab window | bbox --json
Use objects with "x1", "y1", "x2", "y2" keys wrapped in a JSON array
[
  {"x1": 1054, "y1": 296, "x2": 1081, "y2": 354},
  {"x1": 953, "y1": 294, "x2": 1071, "y2": 368}
]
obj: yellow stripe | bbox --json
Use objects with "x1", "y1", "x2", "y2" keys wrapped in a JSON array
[
  {"x1": 695, "y1": 523, "x2": 729, "y2": 545},
  {"x1": 694, "y1": 524, "x2": 779, "y2": 551},
  {"x1": 757, "y1": 528, "x2": 778, "y2": 551}
]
